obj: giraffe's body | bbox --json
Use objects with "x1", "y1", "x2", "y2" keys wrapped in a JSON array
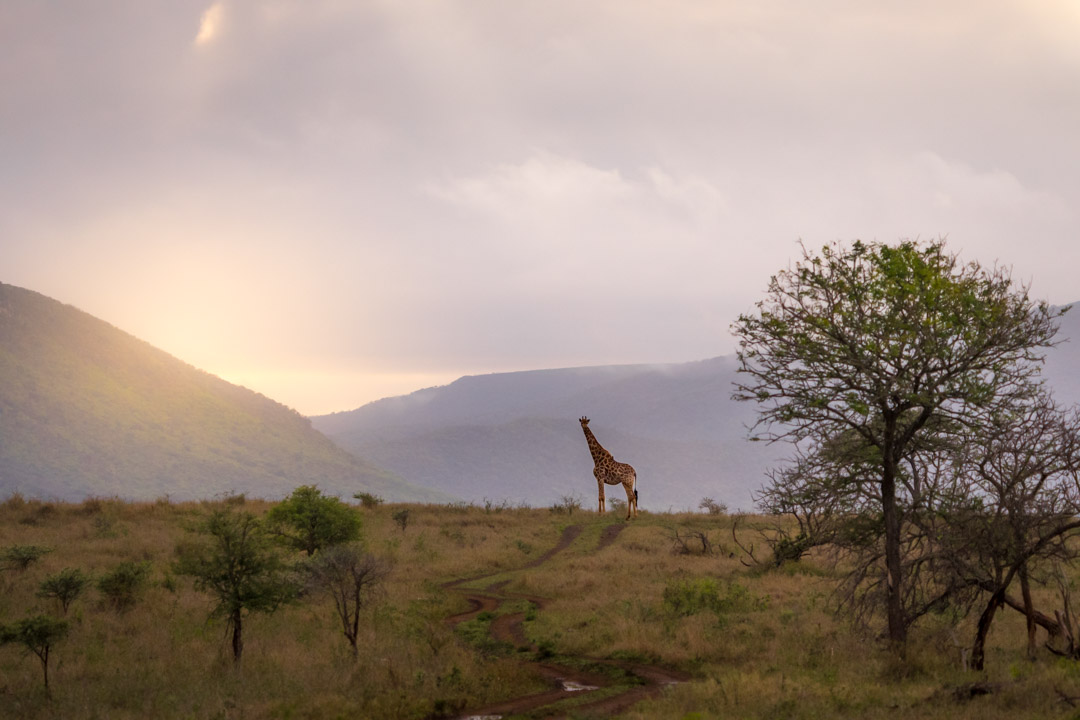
[{"x1": 579, "y1": 416, "x2": 637, "y2": 520}]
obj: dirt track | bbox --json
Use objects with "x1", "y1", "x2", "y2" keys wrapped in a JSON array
[{"x1": 443, "y1": 522, "x2": 688, "y2": 719}]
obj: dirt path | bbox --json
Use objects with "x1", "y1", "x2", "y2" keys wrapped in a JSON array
[{"x1": 443, "y1": 522, "x2": 688, "y2": 720}]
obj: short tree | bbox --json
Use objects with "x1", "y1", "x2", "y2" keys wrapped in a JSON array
[
  {"x1": 0, "y1": 614, "x2": 68, "y2": 691},
  {"x1": 38, "y1": 568, "x2": 89, "y2": 614},
  {"x1": 175, "y1": 506, "x2": 296, "y2": 664},
  {"x1": 733, "y1": 239, "x2": 1063, "y2": 646},
  {"x1": 1, "y1": 545, "x2": 51, "y2": 572},
  {"x1": 266, "y1": 485, "x2": 362, "y2": 556},
  {"x1": 353, "y1": 492, "x2": 384, "y2": 509},
  {"x1": 699, "y1": 497, "x2": 727, "y2": 515},
  {"x1": 305, "y1": 544, "x2": 389, "y2": 658},
  {"x1": 97, "y1": 561, "x2": 151, "y2": 612},
  {"x1": 392, "y1": 508, "x2": 410, "y2": 532}
]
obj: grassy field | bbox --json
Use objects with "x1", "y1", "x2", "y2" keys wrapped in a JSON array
[{"x1": 3, "y1": 494, "x2": 1080, "y2": 719}]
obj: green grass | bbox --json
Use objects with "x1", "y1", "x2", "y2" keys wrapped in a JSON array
[{"x1": 3, "y1": 497, "x2": 1080, "y2": 719}]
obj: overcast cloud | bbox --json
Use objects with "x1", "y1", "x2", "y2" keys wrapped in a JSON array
[{"x1": 2, "y1": 1, "x2": 1078, "y2": 413}]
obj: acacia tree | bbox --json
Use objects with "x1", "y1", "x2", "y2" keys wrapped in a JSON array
[
  {"x1": 175, "y1": 506, "x2": 296, "y2": 664},
  {"x1": 266, "y1": 485, "x2": 362, "y2": 556},
  {"x1": 305, "y1": 543, "x2": 389, "y2": 658},
  {"x1": 931, "y1": 397, "x2": 1080, "y2": 669},
  {"x1": 0, "y1": 615, "x2": 68, "y2": 692},
  {"x1": 37, "y1": 568, "x2": 89, "y2": 614},
  {"x1": 733, "y1": 239, "x2": 1063, "y2": 646}
]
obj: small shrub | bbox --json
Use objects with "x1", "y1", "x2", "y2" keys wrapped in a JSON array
[
  {"x1": 0, "y1": 614, "x2": 68, "y2": 691},
  {"x1": 550, "y1": 494, "x2": 583, "y2": 515},
  {"x1": 699, "y1": 497, "x2": 728, "y2": 515},
  {"x1": 484, "y1": 497, "x2": 509, "y2": 514},
  {"x1": 223, "y1": 492, "x2": 246, "y2": 506},
  {"x1": 97, "y1": 561, "x2": 151, "y2": 612},
  {"x1": 92, "y1": 513, "x2": 119, "y2": 537},
  {"x1": 392, "y1": 509, "x2": 411, "y2": 533},
  {"x1": 670, "y1": 528, "x2": 714, "y2": 555},
  {"x1": 1, "y1": 492, "x2": 26, "y2": 511},
  {"x1": 79, "y1": 497, "x2": 105, "y2": 515},
  {"x1": 353, "y1": 492, "x2": 384, "y2": 509},
  {"x1": 662, "y1": 577, "x2": 768, "y2": 617},
  {"x1": 37, "y1": 568, "x2": 89, "y2": 614},
  {"x1": 2, "y1": 544, "x2": 52, "y2": 572}
]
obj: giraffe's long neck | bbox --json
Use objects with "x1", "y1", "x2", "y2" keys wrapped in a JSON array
[{"x1": 582, "y1": 425, "x2": 612, "y2": 465}]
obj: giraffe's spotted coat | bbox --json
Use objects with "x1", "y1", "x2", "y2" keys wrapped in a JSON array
[{"x1": 579, "y1": 416, "x2": 638, "y2": 520}]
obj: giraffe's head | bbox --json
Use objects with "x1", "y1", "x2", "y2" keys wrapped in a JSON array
[{"x1": 579, "y1": 416, "x2": 590, "y2": 427}]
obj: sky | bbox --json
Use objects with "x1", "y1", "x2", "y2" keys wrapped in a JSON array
[{"x1": 2, "y1": 1, "x2": 1079, "y2": 416}]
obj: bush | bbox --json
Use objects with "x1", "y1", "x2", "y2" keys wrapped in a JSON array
[
  {"x1": 662, "y1": 577, "x2": 768, "y2": 617},
  {"x1": 550, "y1": 494, "x2": 583, "y2": 515},
  {"x1": 1, "y1": 544, "x2": 52, "y2": 572},
  {"x1": 97, "y1": 561, "x2": 151, "y2": 611},
  {"x1": 175, "y1": 506, "x2": 296, "y2": 664},
  {"x1": 267, "y1": 486, "x2": 362, "y2": 556},
  {"x1": 0, "y1": 614, "x2": 68, "y2": 690},
  {"x1": 699, "y1": 497, "x2": 728, "y2": 515},
  {"x1": 38, "y1": 568, "x2": 89, "y2": 614},
  {"x1": 353, "y1": 492, "x2": 384, "y2": 509}
]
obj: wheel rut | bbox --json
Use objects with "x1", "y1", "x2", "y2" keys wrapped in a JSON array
[{"x1": 442, "y1": 522, "x2": 688, "y2": 719}]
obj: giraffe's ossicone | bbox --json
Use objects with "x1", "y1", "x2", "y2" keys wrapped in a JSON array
[{"x1": 579, "y1": 416, "x2": 638, "y2": 520}]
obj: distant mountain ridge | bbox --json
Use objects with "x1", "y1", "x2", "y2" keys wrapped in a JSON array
[
  {"x1": 314, "y1": 358, "x2": 787, "y2": 511},
  {"x1": 0, "y1": 282, "x2": 444, "y2": 503},
  {"x1": 314, "y1": 302, "x2": 1080, "y2": 511}
]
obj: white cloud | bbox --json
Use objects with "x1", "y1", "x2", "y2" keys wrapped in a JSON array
[{"x1": 429, "y1": 150, "x2": 634, "y2": 220}]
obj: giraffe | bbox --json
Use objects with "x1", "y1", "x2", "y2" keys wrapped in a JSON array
[{"x1": 579, "y1": 416, "x2": 637, "y2": 520}]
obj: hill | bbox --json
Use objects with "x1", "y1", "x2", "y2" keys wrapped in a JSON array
[
  {"x1": 0, "y1": 282, "x2": 444, "y2": 502},
  {"x1": 314, "y1": 303, "x2": 1080, "y2": 511},
  {"x1": 313, "y1": 358, "x2": 787, "y2": 511}
]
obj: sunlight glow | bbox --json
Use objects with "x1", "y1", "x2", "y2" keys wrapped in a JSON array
[
  {"x1": 195, "y1": 3, "x2": 224, "y2": 46},
  {"x1": 215, "y1": 368, "x2": 463, "y2": 416}
]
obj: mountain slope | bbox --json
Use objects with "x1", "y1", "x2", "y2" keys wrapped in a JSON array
[
  {"x1": 0, "y1": 282, "x2": 444, "y2": 502},
  {"x1": 315, "y1": 302, "x2": 1080, "y2": 511},
  {"x1": 314, "y1": 358, "x2": 787, "y2": 511}
]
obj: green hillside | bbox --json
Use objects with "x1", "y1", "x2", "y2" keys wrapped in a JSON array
[{"x1": 0, "y1": 282, "x2": 444, "y2": 502}]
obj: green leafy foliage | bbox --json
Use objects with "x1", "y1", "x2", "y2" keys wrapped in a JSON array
[
  {"x1": 0, "y1": 614, "x2": 68, "y2": 690},
  {"x1": 37, "y1": 568, "x2": 89, "y2": 614},
  {"x1": 174, "y1": 505, "x2": 297, "y2": 663},
  {"x1": 265, "y1": 485, "x2": 362, "y2": 556},
  {"x1": 734, "y1": 238, "x2": 1064, "y2": 645},
  {"x1": 662, "y1": 577, "x2": 768, "y2": 618},
  {"x1": 353, "y1": 492, "x2": 384, "y2": 509},
  {"x1": 97, "y1": 561, "x2": 151, "y2": 612},
  {"x1": 1, "y1": 544, "x2": 51, "y2": 572}
]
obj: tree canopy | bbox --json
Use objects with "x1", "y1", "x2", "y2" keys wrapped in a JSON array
[
  {"x1": 733, "y1": 238, "x2": 1066, "y2": 646},
  {"x1": 265, "y1": 485, "x2": 362, "y2": 556}
]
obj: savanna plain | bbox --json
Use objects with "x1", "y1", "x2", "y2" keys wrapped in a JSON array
[{"x1": 4, "y1": 494, "x2": 1080, "y2": 720}]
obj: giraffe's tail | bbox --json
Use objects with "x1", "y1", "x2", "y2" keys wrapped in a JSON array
[{"x1": 633, "y1": 471, "x2": 638, "y2": 503}]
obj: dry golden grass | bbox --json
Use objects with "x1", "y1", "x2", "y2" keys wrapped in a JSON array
[{"x1": 2, "y1": 496, "x2": 1080, "y2": 719}]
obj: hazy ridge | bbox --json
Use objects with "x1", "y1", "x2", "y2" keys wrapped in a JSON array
[
  {"x1": 314, "y1": 304, "x2": 1080, "y2": 511},
  {"x1": 0, "y1": 282, "x2": 444, "y2": 502}
]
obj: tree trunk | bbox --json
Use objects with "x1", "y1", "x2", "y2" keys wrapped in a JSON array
[
  {"x1": 40, "y1": 646, "x2": 50, "y2": 691},
  {"x1": 1020, "y1": 564, "x2": 1037, "y2": 658},
  {"x1": 973, "y1": 588, "x2": 1005, "y2": 671},
  {"x1": 882, "y1": 458, "x2": 906, "y2": 647},
  {"x1": 232, "y1": 609, "x2": 243, "y2": 664}
]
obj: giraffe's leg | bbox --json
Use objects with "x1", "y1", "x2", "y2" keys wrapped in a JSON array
[
  {"x1": 622, "y1": 481, "x2": 635, "y2": 520},
  {"x1": 597, "y1": 480, "x2": 605, "y2": 513}
]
